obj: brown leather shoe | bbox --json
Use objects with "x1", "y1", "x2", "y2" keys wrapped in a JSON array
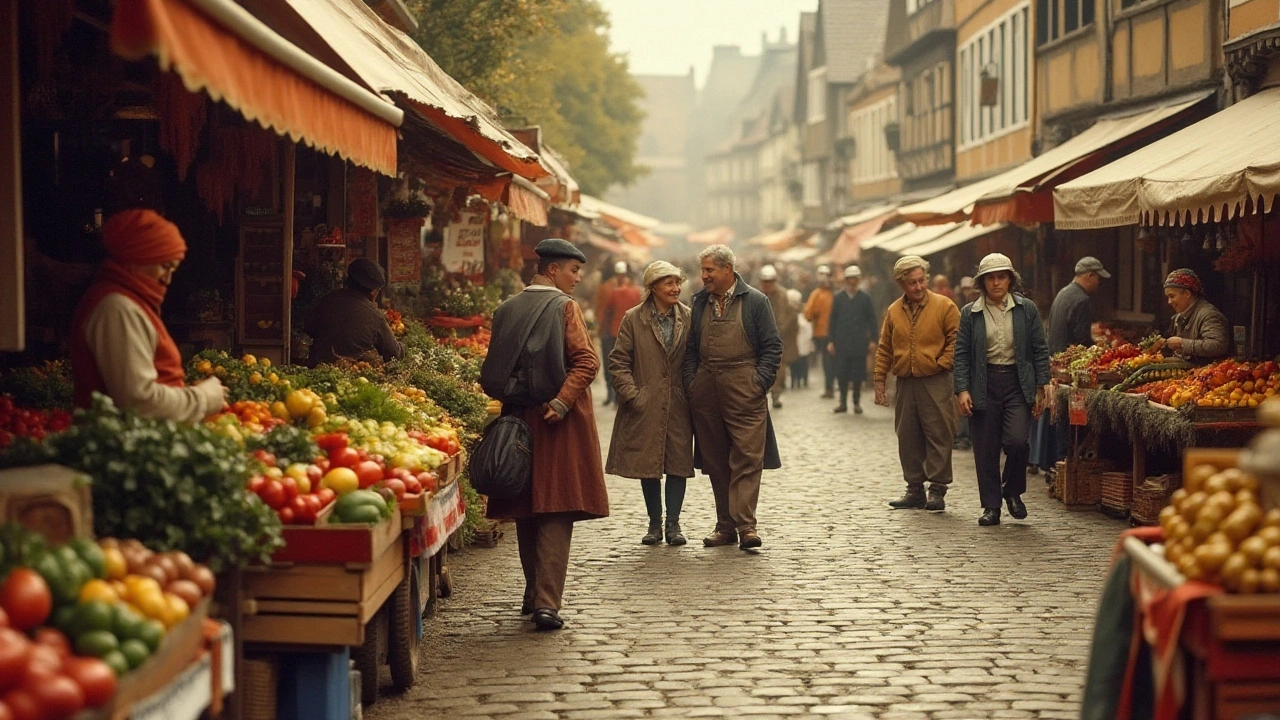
[
  {"x1": 702, "y1": 529, "x2": 737, "y2": 547},
  {"x1": 738, "y1": 529, "x2": 762, "y2": 550}
]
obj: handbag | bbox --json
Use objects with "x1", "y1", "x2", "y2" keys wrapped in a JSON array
[{"x1": 467, "y1": 414, "x2": 533, "y2": 500}]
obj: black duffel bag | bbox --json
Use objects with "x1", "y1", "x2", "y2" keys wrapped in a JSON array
[{"x1": 468, "y1": 414, "x2": 533, "y2": 500}]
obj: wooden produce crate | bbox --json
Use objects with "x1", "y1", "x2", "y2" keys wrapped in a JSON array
[
  {"x1": 398, "y1": 492, "x2": 429, "y2": 519},
  {"x1": 1099, "y1": 471, "x2": 1134, "y2": 518},
  {"x1": 80, "y1": 598, "x2": 212, "y2": 720},
  {"x1": 1185, "y1": 595, "x2": 1280, "y2": 719},
  {"x1": 271, "y1": 506, "x2": 402, "y2": 565},
  {"x1": 0, "y1": 464, "x2": 93, "y2": 544},
  {"x1": 438, "y1": 451, "x2": 465, "y2": 487},
  {"x1": 239, "y1": 528, "x2": 405, "y2": 647}
]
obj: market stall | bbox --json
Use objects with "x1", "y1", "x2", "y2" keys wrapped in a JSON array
[{"x1": 1080, "y1": 403, "x2": 1280, "y2": 719}]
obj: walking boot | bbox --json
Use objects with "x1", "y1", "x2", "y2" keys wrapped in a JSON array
[
  {"x1": 703, "y1": 529, "x2": 737, "y2": 547},
  {"x1": 925, "y1": 485, "x2": 947, "y2": 512},
  {"x1": 738, "y1": 528, "x2": 762, "y2": 550},
  {"x1": 641, "y1": 521, "x2": 663, "y2": 545},
  {"x1": 853, "y1": 402, "x2": 863, "y2": 414},
  {"x1": 665, "y1": 519, "x2": 687, "y2": 546},
  {"x1": 979, "y1": 508, "x2": 1002, "y2": 526},
  {"x1": 833, "y1": 389, "x2": 848, "y2": 413},
  {"x1": 888, "y1": 489, "x2": 927, "y2": 509}
]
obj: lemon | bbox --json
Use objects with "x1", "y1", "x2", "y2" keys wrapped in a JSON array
[{"x1": 79, "y1": 579, "x2": 120, "y2": 605}]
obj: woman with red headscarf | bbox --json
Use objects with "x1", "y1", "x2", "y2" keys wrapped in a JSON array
[
  {"x1": 69, "y1": 209, "x2": 226, "y2": 422},
  {"x1": 1162, "y1": 268, "x2": 1230, "y2": 364}
]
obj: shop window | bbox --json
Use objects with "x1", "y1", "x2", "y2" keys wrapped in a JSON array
[
  {"x1": 1038, "y1": 0, "x2": 1094, "y2": 45},
  {"x1": 959, "y1": 4, "x2": 1030, "y2": 149}
]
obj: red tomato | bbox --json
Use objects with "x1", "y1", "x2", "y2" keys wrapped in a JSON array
[
  {"x1": 317, "y1": 488, "x2": 337, "y2": 506},
  {"x1": 353, "y1": 461, "x2": 383, "y2": 489},
  {"x1": 355, "y1": 448, "x2": 369, "y2": 462},
  {"x1": 247, "y1": 475, "x2": 266, "y2": 494},
  {"x1": 404, "y1": 477, "x2": 422, "y2": 494},
  {"x1": 260, "y1": 480, "x2": 287, "y2": 510},
  {"x1": 31, "y1": 629, "x2": 69, "y2": 659},
  {"x1": 1, "y1": 690, "x2": 39, "y2": 720},
  {"x1": 329, "y1": 447, "x2": 360, "y2": 468},
  {"x1": 30, "y1": 674, "x2": 82, "y2": 718},
  {"x1": 383, "y1": 478, "x2": 406, "y2": 499},
  {"x1": 62, "y1": 657, "x2": 116, "y2": 708},
  {"x1": 416, "y1": 471, "x2": 438, "y2": 493},
  {"x1": 278, "y1": 507, "x2": 295, "y2": 525},
  {"x1": 0, "y1": 699, "x2": 13, "y2": 720},
  {"x1": 314, "y1": 458, "x2": 331, "y2": 473},
  {"x1": 25, "y1": 645, "x2": 62, "y2": 678},
  {"x1": 290, "y1": 496, "x2": 312, "y2": 524},
  {"x1": 315, "y1": 433, "x2": 349, "y2": 452},
  {"x1": 251, "y1": 450, "x2": 277, "y2": 468},
  {"x1": 0, "y1": 630, "x2": 30, "y2": 694},
  {"x1": 0, "y1": 570, "x2": 51, "y2": 632},
  {"x1": 306, "y1": 464, "x2": 324, "y2": 485},
  {"x1": 281, "y1": 476, "x2": 299, "y2": 503}
]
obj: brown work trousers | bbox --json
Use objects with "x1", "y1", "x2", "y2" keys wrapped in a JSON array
[
  {"x1": 515, "y1": 514, "x2": 575, "y2": 611},
  {"x1": 690, "y1": 302, "x2": 767, "y2": 533},
  {"x1": 894, "y1": 372, "x2": 958, "y2": 492}
]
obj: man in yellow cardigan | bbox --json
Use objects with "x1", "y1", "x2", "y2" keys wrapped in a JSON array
[{"x1": 874, "y1": 255, "x2": 960, "y2": 512}]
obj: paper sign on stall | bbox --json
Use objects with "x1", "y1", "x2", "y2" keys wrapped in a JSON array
[{"x1": 442, "y1": 212, "x2": 486, "y2": 275}]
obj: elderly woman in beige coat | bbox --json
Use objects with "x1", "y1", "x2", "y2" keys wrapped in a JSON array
[{"x1": 606, "y1": 261, "x2": 696, "y2": 546}]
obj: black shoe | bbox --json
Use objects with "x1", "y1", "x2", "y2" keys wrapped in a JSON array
[
  {"x1": 665, "y1": 520, "x2": 686, "y2": 546},
  {"x1": 853, "y1": 404, "x2": 863, "y2": 414},
  {"x1": 532, "y1": 608, "x2": 563, "y2": 631},
  {"x1": 1005, "y1": 495, "x2": 1028, "y2": 519},
  {"x1": 889, "y1": 493, "x2": 927, "y2": 509},
  {"x1": 833, "y1": 405, "x2": 848, "y2": 413},
  {"x1": 641, "y1": 522, "x2": 663, "y2": 545},
  {"x1": 979, "y1": 508, "x2": 1001, "y2": 526},
  {"x1": 925, "y1": 488, "x2": 946, "y2": 512}
]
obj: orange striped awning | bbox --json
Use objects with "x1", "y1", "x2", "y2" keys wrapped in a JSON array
[{"x1": 112, "y1": 0, "x2": 401, "y2": 175}]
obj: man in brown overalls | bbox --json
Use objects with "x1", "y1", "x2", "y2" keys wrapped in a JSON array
[{"x1": 683, "y1": 245, "x2": 783, "y2": 550}]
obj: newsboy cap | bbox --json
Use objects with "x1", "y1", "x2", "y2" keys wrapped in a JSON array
[
  {"x1": 534, "y1": 238, "x2": 587, "y2": 263},
  {"x1": 1074, "y1": 256, "x2": 1111, "y2": 278},
  {"x1": 347, "y1": 258, "x2": 387, "y2": 292}
]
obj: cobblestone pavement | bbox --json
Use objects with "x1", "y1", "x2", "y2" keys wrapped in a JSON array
[{"x1": 367, "y1": 378, "x2": 1125, "y2": 720}]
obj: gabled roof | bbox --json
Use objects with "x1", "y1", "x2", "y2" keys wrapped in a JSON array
[{"x1": 815, "y1": 0, "x2": 891, "y2": 85}]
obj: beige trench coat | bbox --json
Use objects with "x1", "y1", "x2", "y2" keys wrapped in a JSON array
[{"x1": 605, "y1": 299, "x2": 696, "y2": 479}]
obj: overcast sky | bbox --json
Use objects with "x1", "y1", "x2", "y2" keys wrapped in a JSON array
[{"x1": 596, "y1": 0, "x2": 819, "y2": 87}]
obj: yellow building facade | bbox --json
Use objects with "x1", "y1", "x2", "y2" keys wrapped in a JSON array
[{"x1": 954, "y1": 0, "x2": 1036, "y2": 180}]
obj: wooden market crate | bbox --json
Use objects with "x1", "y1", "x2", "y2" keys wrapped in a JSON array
[
  {"x1": 271, "y1": 506, "x2": 402, "y2": 565},
  {"x1": 81, "y1": 598, "x2": 212, "y2": 720},
  {"x1": 1063, "y1": 458, "x2": 1113, "y2": 509},
  {"x1": 1191, "y1": 594, "x2": 1280, "y2": 719},
  {"x1": 0, "y1": 464, "x2": 93, "y2": 544},
  {"x1": 239, "y1": 531, "x2": 405, "y2": 647}
]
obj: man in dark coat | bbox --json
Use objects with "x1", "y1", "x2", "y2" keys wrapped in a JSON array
[
  {"x1": 484, "y1": 238, "x2": 609, "y2": 632},
  {"x1": 683, "y1": 244, "x2": 782, "y2": 551},
  {"x1": 827, "y1": 265, "x2": 878, "y2": 414},
  {"x1": 305, "y1": 259, "x2": 403, "y2": 367}
]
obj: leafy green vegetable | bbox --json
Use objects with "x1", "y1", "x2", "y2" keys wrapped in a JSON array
[
  {"x1": 4, "y1": 395, "x2": 283, "y2": 572},
  {"x1": 246, "y1": 425, "x2": 321, "y2": 467}
]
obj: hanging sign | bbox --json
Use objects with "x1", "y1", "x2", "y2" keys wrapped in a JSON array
[
  {"x1": 386, "y1": 218, "x2": 424, "y2": 284},
  {"x1": 442, "y1": 212, "x2": 486, "y2": 275}
]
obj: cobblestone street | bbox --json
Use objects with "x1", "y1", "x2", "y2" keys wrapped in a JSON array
[{"x1": 367, "y1": 378, "x2": 1126, "y2": 720}]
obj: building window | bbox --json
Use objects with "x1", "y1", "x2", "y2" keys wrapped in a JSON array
[
  {"x1": 807, "y1": 68, "x2": 827, "y2": 124},
  {"x1": 802, "y1": 162, "x2": 822, "y2": 207},
  {"x1": 907, "y1": 0, "x2": 939, "y2": 14},
  {"x1": 850, "y1": 96, "x2": 898, "y2": 184},
  {"x1": 959, "y1": 3, "x2": 1030, "y2": 149},
  {"x1": 1037, "y1": 0, "x2": 1094, "y2": 45}
]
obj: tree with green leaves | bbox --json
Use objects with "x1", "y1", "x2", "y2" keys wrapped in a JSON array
[{"x1": 408, "y1": 0, "x2": 645, "y2": 194}]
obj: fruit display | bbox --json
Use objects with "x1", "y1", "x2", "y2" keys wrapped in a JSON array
[
  {"x1": 387, "y1": 309, "x2": 407, "y2": 337},
  {"x1": 1159, "y1": 463, "x2": 1280, "y2": 593},
  {"x1": 1130, "y1": 358, "x2": 1280, "y2": 408},
  {"x1": 1115, "y1": 362, "x2": 1192, "y2": 393},
  {"x1": 331, "y1": 489, "x2": 394, "y2": 525},
  {"x1": 0, "y1": 524, "x2": 218, "y2": 720}
]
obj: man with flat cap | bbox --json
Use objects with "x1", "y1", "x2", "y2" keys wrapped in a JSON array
[
  {"x1": 305, "y1": 258, "x2": 404, "y2": 367},
  {"x1": 484, "y1": 238, "x2": 609, "y2": 631}
]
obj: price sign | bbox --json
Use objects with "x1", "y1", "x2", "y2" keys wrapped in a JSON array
[{"x1": 442, "y1": 212, "x2": 486, "y2": 275}]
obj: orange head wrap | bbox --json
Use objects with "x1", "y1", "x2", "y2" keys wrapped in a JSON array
[{"x1": 101, "y1": 209, "x2": 187, "y2": 265}]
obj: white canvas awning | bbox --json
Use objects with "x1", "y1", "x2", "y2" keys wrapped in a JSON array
[
  {"x1": 1054, "y1": 87, "x2": 1280, "y2": 228},
  {"x1": 899, "y1": 222, "x2": 1008, "y2": 257}
]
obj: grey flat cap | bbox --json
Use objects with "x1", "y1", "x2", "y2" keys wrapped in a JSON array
[
  {"x1": 347, "y1": 258, "x2": 387, "y2": 291},
  {"x1": 535, "y1": 238, "x2": 587, "y2": 263},
  {"x1": 1075, "y1": 256, "x2": 1110, "y2": 278}
]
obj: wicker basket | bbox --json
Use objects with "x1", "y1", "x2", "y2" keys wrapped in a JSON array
[
  {"x1": 472, "y1": 519, "x2": 505, "y2": 548},
  {"x1": 1064, "y1": 458, "x2": 1116, "y2": 508},
  {"x1": 243, "y1": 656, "x2": 279, "y2": 720},
  {"x1": 1050, "y1": 460, "x2": 1067, "y2": 501},
  {"x1": 1099, "y1": 471, "x2": 1134, "y2": 518},
  {"x1": 1131, "y1": 474, "x2": 1183, "y2": 526}
]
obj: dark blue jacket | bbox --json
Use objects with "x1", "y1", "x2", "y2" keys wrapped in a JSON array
[{"x1": 954, "y1": 293, "x2": 1051, "y2": 410}]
